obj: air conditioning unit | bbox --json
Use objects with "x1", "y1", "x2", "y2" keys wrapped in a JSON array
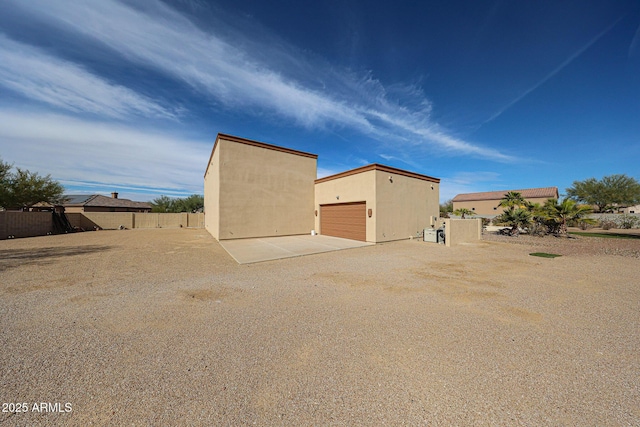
[{"x1": 424, "y1": 228, "x2": 437, "y2": 243}]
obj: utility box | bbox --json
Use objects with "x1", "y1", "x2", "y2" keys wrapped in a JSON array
[{"x1": 424, "y1": 228, "x2": 437, "y2": 243}]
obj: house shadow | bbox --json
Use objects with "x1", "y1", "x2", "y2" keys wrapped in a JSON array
[{"x1": 0, "y1": 245, "x2": 116, "y2": 272}]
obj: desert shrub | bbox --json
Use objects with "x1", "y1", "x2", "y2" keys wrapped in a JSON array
[
  {"x1": 578, "y1": 221, "x2": 592, "y2": 230},
  {"x1": 568, "y1": 218, "x2": 594, "y2": 230},
  {"x1": 528, "y1": 221, "x2": 548, "y2": 236},
  {"x1": 615, "y1": 214, "x2": 639, "y2": 229},
  {"x1": 599, "y1": 219, "x2": 617, "y2": 230},
  {"x1": 492, "y1": 213, "x2": 508, "y2": 226},
  {"x1": 481, "y1": 218, "x2": 491, "y2": 227}
]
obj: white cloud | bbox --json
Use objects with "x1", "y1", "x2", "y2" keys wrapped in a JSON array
[
  {"x1": 8, "y1": 0, "x2": 514, "y2": 161},
  {"x1": 0, "y1": 34, "x2": 178, "y2": 120},
  {"x1": 316, "y1": 167, "x2": 341, "y2": 179},
  {"x1": 0, "y1": 110, "x2": 208, "y2": 195},
  {"x1": 439, "y1": 171, "x2": 503, "y2": 201}
]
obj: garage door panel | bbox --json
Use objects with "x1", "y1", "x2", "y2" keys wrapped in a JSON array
[{"x1": 320, "y1": 202, "x2": 366, "y2": 241}]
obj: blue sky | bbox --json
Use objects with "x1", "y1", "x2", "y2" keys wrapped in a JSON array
[{"x1": 0, "y1": 0, "x2": 638, "y2": 202}]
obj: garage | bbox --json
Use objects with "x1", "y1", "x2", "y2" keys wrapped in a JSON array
[{"x1": 320, "y1": 202, "x2": 366, "y2": 241}]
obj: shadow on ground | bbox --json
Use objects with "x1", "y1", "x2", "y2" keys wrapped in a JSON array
[{"x1": 0, "y1": 245, "x2": 116, "y2": 272}]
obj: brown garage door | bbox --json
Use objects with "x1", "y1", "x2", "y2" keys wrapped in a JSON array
[{"x1": 320, "y1": 202, "x2": 366, "y2": 241}]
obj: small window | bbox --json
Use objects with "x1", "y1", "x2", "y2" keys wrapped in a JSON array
[
  {"x1": 631, "y1": 211, "x2": 635, "y2": 214},
  {"x1": 472, "y1": 207, "x2": 475, "y2": 211},
  {"x1": 493, "y1": 207, "x2": 497, "y2": 210}
]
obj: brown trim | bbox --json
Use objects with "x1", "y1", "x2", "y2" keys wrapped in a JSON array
[
  {"x1": 315, "y1": 163, "x2": 440, "y2": 184},
  {"x1": 204, "y1": 133, "x2": 318, "y2": 177},
  {"x1": 319, "y1": 201, "x2": 367, "y2": 207}
]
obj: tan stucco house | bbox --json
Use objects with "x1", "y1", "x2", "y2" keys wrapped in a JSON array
[
  {"x1": 452, "y1": 187, "x2": 559, "y2": 216},
  {"x1": 204, "y1": 133, "x2": 440, "y2": 243}
]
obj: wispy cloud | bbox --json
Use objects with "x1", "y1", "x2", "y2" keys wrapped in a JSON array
[
  {"x1": 439, "y1": 171, "x2": 502, "y2": 201},
  {"x1": 0, "y1": 109, "x2": 208, "y2": 197},
  {"x1": 8, "y1": 0, "x2": 512, "y2": 161},
  {"x1": 316, "y1": 167, "x2": 342, "y2": 179},
  {"x1": 0, "y1": 34, "x2": 178, "y2": 120},
  {"x1": 482, "y1": 15, "x2": 625, "y2": 125}
]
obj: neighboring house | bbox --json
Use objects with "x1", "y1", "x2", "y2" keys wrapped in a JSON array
[
  {"x1": 452, "y1": 187, "x2": 559, "y2": 216},
  {"x1": 62, "y1": 193, "x2": 152, "y2": 213},
  {"x1": 204, "y1": 133, "x2": 440, "y2": 243},
  {"x1": 621, "y1": 205, "x2": 640, "y2": 214}
]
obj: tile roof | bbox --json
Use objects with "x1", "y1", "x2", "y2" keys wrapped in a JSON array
[
  {"x1": 63, "y1": 194, "x2": 152, "y2": 209},
  {"x1": 452, "y1": 187, "x2": 559, "y2": 202}
]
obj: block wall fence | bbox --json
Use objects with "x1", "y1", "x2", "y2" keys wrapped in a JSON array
[{"x1": 0, "y1": 212, "x2": 204, "y2": 240}]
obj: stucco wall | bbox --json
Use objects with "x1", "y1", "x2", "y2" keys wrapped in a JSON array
[
  {"x1": 375, "y1": 170, "x2": 439, "y2": 242},
  {"x1": 204, "y1": 141, "x2": 220, "y2": 239},
  {"x1": 314, "y1": 170, "x2": 377, "y2": 242},
  {"x1": 315, "y1": 168, "x2": 439, "y2": 243},
  {"x1": 453, "y1": 197, "x2": 553, "y2": 216},
  {"x1": 443, "y1": 218, "x2": 482, "y2": 247},
  {"x1": 215, "y1": 138, "x2": 316, "y2": 240}
]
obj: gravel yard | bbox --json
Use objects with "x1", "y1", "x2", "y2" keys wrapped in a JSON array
[{"x1": 1, "y1": 228, "x2": 639, "y2": 425}]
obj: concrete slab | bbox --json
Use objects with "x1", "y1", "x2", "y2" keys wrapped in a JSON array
[{"x1": 219, "y1": 234, "x2": 373, "y2": 264}]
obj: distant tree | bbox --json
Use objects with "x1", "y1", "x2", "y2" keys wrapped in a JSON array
[
  {"x1": 151, "y1": 194, "x2": 204, "y2": 213},
  {"x1": 453, "y1": 208, "x2": 474, "y2": 219},
  {"x1": 440, "y1": 199, "x2": 453, "y2": 212},
  {"x1": 0, "y1": 158, "x2": 64, "y2": 210},
  {"x1": 175, "y1": 194, "x2": 204, "y2": 213},
  {"x1": 567, "y1": 174, "x2": 640, "y2": 212},
  {"x1": 439, "y1": 199, "x2": 453, "y2": 218},
  {"x1": 151, "y1": 195, "x2": 176, "y2": 213},
  {"x1": 0, "y1": 159, "x2": 11, "y2": 207}
]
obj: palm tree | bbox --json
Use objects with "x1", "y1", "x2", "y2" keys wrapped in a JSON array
[
  {"x1": 498, "y1": 206, "x2": 532, "y2": 236},
  {"x1": 542, "y1": 198, "x2": 595, "y2": 236},
  {"x1": 453, "y1": 208, "x2": 475, "y2": 219},
  {"x1": 498, "y1": 191, "x2": 526, "y2": 209}
]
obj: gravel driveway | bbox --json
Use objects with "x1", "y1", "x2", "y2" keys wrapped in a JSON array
[{"x1": 1, "y1": 228, "x2": 639, "y2": 425}]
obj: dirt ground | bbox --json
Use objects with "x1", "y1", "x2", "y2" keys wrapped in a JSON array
[{"x1": 1, "y1": 228, "x2": 639, "y2": 426}]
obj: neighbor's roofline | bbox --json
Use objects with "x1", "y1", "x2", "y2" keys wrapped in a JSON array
[
  {"x1": 204, "y1": 133, "x2": 318, "y2": 177},
  {"x1": 62, "y1": 194, "x2": 99, "y2": 206},
  {"x1": 452, "y1": 187, "x2": 559, "y2": 202},
  {"x1": 61, "y1": 194, "x2": 151, "y2": 208},
  {"x1": 315, "y1": 163, "x2": 440, "y2": 184}
]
